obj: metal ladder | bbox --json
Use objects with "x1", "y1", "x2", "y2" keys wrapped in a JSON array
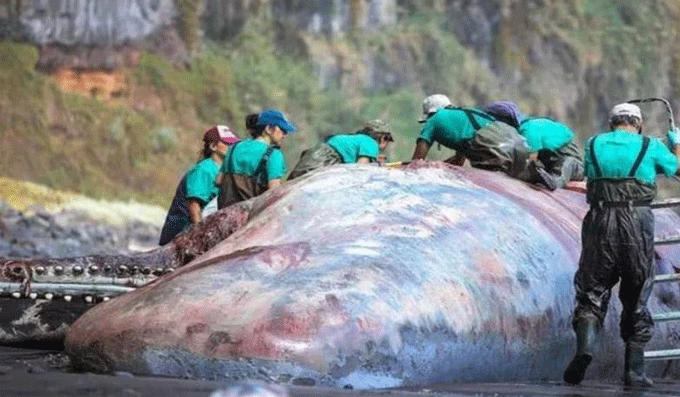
[{"x1": 644, "y1": 198, "x2": 680, "y2": 361}]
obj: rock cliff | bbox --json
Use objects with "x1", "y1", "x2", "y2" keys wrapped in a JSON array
[
  {"x1": 6, "y1": 1, "x2": 679, "y2": 128},
  {"x1": 3, "y1": 1, "x2": 680, "y2": 201}
]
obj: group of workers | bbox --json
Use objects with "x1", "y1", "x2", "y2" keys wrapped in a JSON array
[{"x1": 159, "y1": 94, "x2": 680, "y2": 388}]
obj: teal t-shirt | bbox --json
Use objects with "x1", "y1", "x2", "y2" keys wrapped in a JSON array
[
  {"x1": 519, "y1": 118, "x2": 574, "y2": 152},
  {"x1": 584, "y1": 130, "x2": 678, "y2": 185},
  {"x1": 185, "y1": 157, "x2": 220, "y2": 205},
  {"x1": 418, "y1": 107, "x2": 494, "y2": 150},
  {"x1": 326, "y1": 134, "x2": 380, "y2": 163},
  {"x1": 221, "y1": 139, "x2": 287, "y2": 181}
]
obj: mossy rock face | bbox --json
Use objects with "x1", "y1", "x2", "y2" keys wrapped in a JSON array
[
  {"x1": 177, "y1": 0, "x2": 202, "y2": 54},
  {"x1": 5, "y1": 1, "x2": 680, "y2": 205}
]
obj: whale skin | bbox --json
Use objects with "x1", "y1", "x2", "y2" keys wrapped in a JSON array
[{"x1": 63, "y1": 162, "x2": 680, "y2": 388}]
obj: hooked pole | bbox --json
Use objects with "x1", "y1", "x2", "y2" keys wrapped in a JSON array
[
  {"x1": 628, "y1": 97, "x2": 680, "y2": 183},
  {"x1": 628, "y1": 97, "x2": 676, "y2": 131}
]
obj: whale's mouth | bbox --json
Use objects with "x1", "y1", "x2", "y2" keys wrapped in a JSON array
[
  {"x1": 0, "y1": 281, "x2": 134, "y2": 301},
  {"x1": 0, "y1": 282, "x2": 137, "y2": 343},
  {"x1": 0, "y1": 296, "x2": 96, "y2": 343}
]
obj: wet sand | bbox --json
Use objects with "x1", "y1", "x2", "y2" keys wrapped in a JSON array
[{"x1": 1, "y1": 346, "x2": 679, "y2": 397}]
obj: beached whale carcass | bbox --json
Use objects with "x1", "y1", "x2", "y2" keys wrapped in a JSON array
[{"x1": 63, "y1": 162, "x2": 680, "y2": 388}]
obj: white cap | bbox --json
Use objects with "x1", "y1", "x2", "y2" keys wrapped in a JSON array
[
  {"x1": 419, "y1": 94, "x2": 452, "y2": 122},
  {"x1": 610, "y1": 103, "x2": 642, "y2": 121}
]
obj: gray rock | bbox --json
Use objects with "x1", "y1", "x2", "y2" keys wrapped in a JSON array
[
  {"x1": 19, "y1": 0, "x2": 177, "y2": 46},
  {"x1": 0, "y1": 200, "x2": 160, "y2": 259}
]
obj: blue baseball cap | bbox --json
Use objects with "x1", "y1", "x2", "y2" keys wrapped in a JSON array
[{"x1": 256, "y1": 109, "x2": 297, "y2": 133}]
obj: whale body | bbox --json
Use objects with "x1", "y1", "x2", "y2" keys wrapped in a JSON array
[{"x1": 60, "y1": 162, "x2": 680, "y2": 388}]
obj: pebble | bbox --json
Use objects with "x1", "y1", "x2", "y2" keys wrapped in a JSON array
[{"x1": 26, "y1": 364, "x2": 46, "y2": 374}]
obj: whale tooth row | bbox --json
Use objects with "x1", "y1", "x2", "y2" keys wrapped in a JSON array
[
  {"x1": 28, "y1": 265, "x2": 173, "y2": 278},
  {"x1": 7, "y1": 292, "x2": 110, "y2": 303}
]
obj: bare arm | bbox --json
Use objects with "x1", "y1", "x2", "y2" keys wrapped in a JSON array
[
  {"x1": 412, "y1": 139, "x2": 431, "y2": 160},
  {"x1": 187, "y1": 199, "x2": 202, "y2": 224},
  {"x1": 444, "y1": 152, "x2": 466, "y2": 166},
  {"x1": 268, "y1": 179, "x2": 282, "y2": 189},
  {"x1": 529, "y1": 152, "x2": 539, "y2": 162},
  {"x1": 357, "y1": 157, "x2": 371, "y2": 164}
]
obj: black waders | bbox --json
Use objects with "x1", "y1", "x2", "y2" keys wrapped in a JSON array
[{"x1": 568, "y1": 135, "x2": 656, "y2": 387}]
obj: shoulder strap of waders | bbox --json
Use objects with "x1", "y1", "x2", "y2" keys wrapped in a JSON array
[
  {"x1": 252, "y1": 145, "x2": 276, "y2": 188},
  {"x1": 217, "y1": 141, "x2": 243, "y2": 209},
  {"x1": 226, "y1": 140, "x2": 243, "y2": 187},
  {"x1": 226, "y1": 140, "x2": 243, "y2": 173},
  {"x1": 628, "y1": 136, "x2": 651, "y2": 177},
  {"x1": 589, "y1": 135, "x2": 603, "y2": 178}
]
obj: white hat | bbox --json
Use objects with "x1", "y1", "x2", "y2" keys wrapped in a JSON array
[
  {"x1": 610, "y1": 103, "x2": 642, "y2": 121},
  {"x1": 419, "y1": 94, "x2": 452, "y2": 122}
]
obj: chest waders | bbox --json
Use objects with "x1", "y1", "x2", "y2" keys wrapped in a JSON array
[
  {"x1": 453, "y1": 107, "x2": 532, "y2": 180},
  {"x1": 217, "y1": 142, "x2": 276, "y2": 209},
  {"x1": 565, "y1": 135, "x2": 656, "y2": 386},
  {"x1": 287, "y1": 142, "x2": 343, "y2": 181}
]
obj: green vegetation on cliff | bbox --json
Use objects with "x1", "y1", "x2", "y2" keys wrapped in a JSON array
[{"x1": 3, "y1": 1, "x2": 680, "y2": 205}]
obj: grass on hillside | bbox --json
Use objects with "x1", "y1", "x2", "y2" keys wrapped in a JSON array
[{"x1": 3, "y1": 1, "x2": 680, "y2": 205}]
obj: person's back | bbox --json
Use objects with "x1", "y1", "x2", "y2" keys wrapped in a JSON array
[
  {"x1": 586, "y1": 130, "x2": 676, "y2": 186},
  {"x1": 520, "y1": 118, "x2": 574, "y2": 153},
  {"x1": 326, "y1": 133, "x2": 380, "y2": 163},
  {"x1": 159, "y1": 167, "x2": 208, "y2": 246},
  {"x1": 412, "y1": 95, "x2": 531, "y2": 179},
  {"x1": 564, "y1": 102, "x2": 680, "y2": 387},
  {"x1": 418, "y1": 107, "x2": 494, "y2": 152},
  {"x1": 227, "y1": 139, "x2": 286, "y2": 178},
  {"x1": 217, "y1": 109, "x2": 295, "y2": 209},
  {"x1": 219, "y1": 139, "x2": 286, "y2": 208},
  {"x1": 287, "y1": 120, "x2": 393, "y2": 180},
  {"x1": 518, "y1": 117, "x2": 583, "y2": 190},
  {"x1": 159, "y1": 125, "x2": 239, "y2": 245}
]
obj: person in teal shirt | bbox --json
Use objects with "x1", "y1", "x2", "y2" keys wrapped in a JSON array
[
  {"x1": 217, "y1": 109, "x2": 296, "y2": 209},
  {"x1": 159, "y1": 125, "x2": 240, "y2": 245},
  {"x1": 483, "y1": 101, "x2": 584, "y2": 190},
  {"x1": 411, "y1": 94, "x2": 531, "y2": 180},
  {"x1": 287, "y1": 119, "x2": 394, "y2": 180},
  {"x1": 519, "y1": 118, "x2": 583, "y2": 190},
  {"x1": 563, "y1": 103, "x2": 680, "y2": 387}
]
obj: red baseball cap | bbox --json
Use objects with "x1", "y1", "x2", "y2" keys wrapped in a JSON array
[{"x1": 203, "y1": 125, "x2": 240, "y2": 145}]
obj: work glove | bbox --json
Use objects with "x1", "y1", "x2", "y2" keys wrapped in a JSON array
[{"x1": 668, "y1": 128, "x2": 680, "y2": 147}]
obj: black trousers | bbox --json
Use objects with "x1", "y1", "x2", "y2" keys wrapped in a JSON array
[{"x1": 573, "y1": 206, "x2": 655, "y2": 344}]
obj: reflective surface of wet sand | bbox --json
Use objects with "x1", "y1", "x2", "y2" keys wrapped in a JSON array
[{"x1": 2, "y1": 346, "x2": 679, "y2": 397}]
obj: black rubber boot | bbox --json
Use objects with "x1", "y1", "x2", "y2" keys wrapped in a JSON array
[
  {"x1": 623, "y1": 343, "x2": 653, "y2": 387},
  {"x1": 552, "y1": 157, "x2": 582, "y2": 189},
  {"x1": 528, "y1": 160, "x2": 558, "y2": 191},
  {"x1": 563, "y1": 316, "x2": 598, "y2": 385}
]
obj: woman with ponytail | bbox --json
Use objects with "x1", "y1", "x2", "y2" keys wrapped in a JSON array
[{"x1": 159, "y1": 125, "x2": 240, "y2": 245}]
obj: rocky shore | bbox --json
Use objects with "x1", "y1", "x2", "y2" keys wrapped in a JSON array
[{"x1": 0, "y1": 199, "x2": 161, "y2": 259}]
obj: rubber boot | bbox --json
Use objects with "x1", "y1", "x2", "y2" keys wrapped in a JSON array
[
  {"x1": 563, "y1": 316, "x2": 598, "y2": 385},
  {"x1": 528, "y1": 160, "x2": 558, "y2": 191},
  {"x1": 623, "y1": 343, "x2": 653, "y2": 387},
  {"x1": 552, "y1": 157, "x2": 583, "y2": 189}
]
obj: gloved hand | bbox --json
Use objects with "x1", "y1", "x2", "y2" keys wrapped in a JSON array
[{"x1": 668, "y1": 128, "x2": 680, "y2": 147}]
